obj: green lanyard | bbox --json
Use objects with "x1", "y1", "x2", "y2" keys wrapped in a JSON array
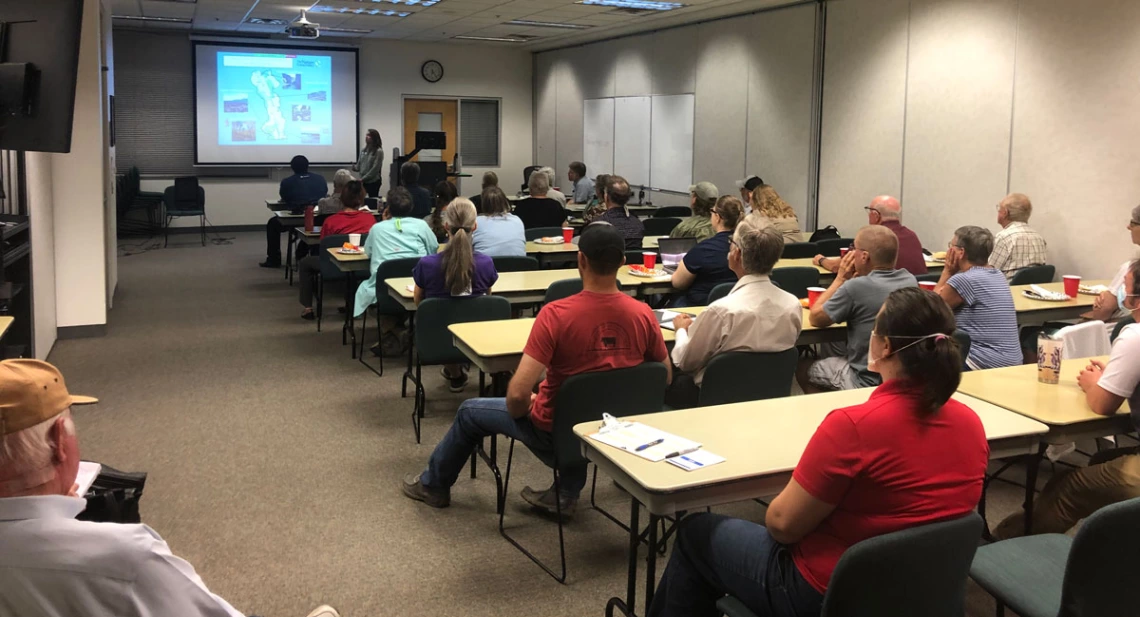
[{"x1": 395, "y1": 218, "x2": 403, "y2": 233}]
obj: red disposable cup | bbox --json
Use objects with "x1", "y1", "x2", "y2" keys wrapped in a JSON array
[
  {"x1": 561, "y1": 227, "x2": 573, "y2": 243},
  {"x1": 839, "y1": 247, "x2": 849, "y2": 257},
  {"x1": 919, "y1": 281, "x2": 937, "y2": 291},
  {"x1": 807, "y1": 286, "x2": 825, "y2": 307},
  {"x1": 1063, "y1": 275, "x2": 1081, "y2": 297},
  {"x1": 643, "y1": 252, "x2": 657, "y2": 269}
]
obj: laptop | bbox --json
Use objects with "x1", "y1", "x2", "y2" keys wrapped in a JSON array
[{"x1": 657, "y1": 238, "x2": 698, "y2": 273}]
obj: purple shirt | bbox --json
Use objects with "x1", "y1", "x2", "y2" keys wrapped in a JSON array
[{"x1": 412, "y1": 251, "x2": 499, "y2": 299}]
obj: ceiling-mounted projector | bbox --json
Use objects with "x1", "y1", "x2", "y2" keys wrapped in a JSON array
[{"x1": 288, "y1": 11, "x2": 320, "y2": 39}]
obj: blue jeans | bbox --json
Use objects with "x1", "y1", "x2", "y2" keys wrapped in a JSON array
[
  {"x1": 419, "y1": 398, "x2": 588, "y2": 499},
  {"x1": 648, "y1": 513, "x2": 824, "y2": 617}
]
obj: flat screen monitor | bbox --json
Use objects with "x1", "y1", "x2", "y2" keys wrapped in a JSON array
[{"x1": 415, "y1": 131, "x2": 445, "y2": 151}]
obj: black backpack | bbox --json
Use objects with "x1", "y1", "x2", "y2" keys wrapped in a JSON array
[
  {"x1": 77, "y1": 463, "x2": 147, "y2": 524},
  {"x1": 809, "y1": 225, "x2": 841, "y2": 242}
]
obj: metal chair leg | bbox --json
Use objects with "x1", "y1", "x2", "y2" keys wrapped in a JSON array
[
  {"x1": 412, "y1": 362, "x2": 423, "y2": 443},
  {"x1": 200, "y1": 215, "x2": 205, "y2": 246},
  {"x1": 316, "y1": 275, "x2": 323, "y2": 332},
  {"x1": 498, "y1": 439, "x2": 568, "y2": 583}
]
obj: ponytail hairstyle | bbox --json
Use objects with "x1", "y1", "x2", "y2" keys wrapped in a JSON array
[
  {"x1": 441, "y1": 198, "x2": 478, "y2": 296},
  {"x1": 873, "y1": 287, "x2": 962, "y2": 414}
]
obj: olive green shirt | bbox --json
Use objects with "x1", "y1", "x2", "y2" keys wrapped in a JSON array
[{"x1": 669, "y1": 215, "x2": 715, "y2": 242}]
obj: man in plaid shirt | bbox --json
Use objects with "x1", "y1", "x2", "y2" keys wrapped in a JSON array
[{"x1": 990, "y1": 193, "x2": 1048, "y2": 281}]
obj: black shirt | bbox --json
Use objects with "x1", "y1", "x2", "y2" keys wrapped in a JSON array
[
  {"x1": 514, "y1": 197, "x2": 566, "y2": 229},
  {"x1": 279, "y1": 172, "x2": 328, "y2": 207},
  {"x1": 679, "y1": 230, "x2": 738, "y2": 305},
  {"x1": 597, "y1": 207, "x2": 645, "y2": 250},
  {"x1": 408, "y1": 184, "x2": 434, "y2": 219}
]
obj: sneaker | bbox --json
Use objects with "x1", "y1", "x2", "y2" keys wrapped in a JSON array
[
  {"x1": 300, "y1": 310, "x2": 315, "y2": 321},
  {"x1": 401, "y1": 473, "x2": 450, "y2": 508},
  {"x1": 305, "y1": 606, "x2": 340, "y2": 617},
  {"x1": 441, "y1": 366, "x2": 468, "y2": 392},
  {"x1": 378, "y1": 331, "x2": 407, "y2": 357},
  {"x1": 520, "y1": 485, "x2": 577, "y2": 519},
  {"x1": 259, "y1": 260, "x2": 281, "y2": 268}
]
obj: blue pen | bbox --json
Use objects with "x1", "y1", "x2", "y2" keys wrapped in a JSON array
[{"x1": 635, "y1": 438, "x2": 664, "y2": 452}]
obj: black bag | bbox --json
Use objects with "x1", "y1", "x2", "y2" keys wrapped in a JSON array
[
  {"x1": 77, "y1": 463, "x2": 147, "y2": 524},
  {"x1": 809, "y1": 225, "x2": 841, "y2": 242}
]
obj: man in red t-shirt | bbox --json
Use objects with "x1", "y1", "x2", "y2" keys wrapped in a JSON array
[
  {"x1": 814, "y1": 196, "x2": 928, "y2": 276},
  {"x1": 402, "y1": 223, "x2": 670, "y2": 515},
  {"x1": 298, "y1": 181, "x2": 375, "y2": 320}
]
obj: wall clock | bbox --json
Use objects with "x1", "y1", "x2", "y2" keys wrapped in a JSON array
[{"x1": 421, "y1": 60, "x2": 443, "y2": 83}]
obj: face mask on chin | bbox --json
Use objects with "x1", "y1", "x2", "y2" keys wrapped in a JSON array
[
  {"x1": 867, "y1": 332, "x2": 949, "y2": 373},
  {"x1": 1118, "y1": 286, "x2": 1139, "y2": 313}
]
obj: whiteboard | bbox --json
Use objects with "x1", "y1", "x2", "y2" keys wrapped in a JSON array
[
  {"x1": 613, "y1": 97, "x2": 651, "y2": 187},
  {"x1": 650, "y1": 94, "x2": 695, "y2": 193},
  {"x1": 583, "y1": 98, "x2": 614, "y2": 182}
]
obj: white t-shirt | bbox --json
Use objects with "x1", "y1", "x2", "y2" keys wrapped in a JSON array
[{"x1": 1098, "y1": 323, "x2": 1140, "y2": 431}]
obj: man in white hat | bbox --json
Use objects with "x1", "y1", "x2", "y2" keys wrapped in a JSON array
[
  {"x1": 0, "y1": 359, "x2": 337, "y2": 617},
  {"x1": 735, "y1": 175, "x2": 764, "y2": 210}
]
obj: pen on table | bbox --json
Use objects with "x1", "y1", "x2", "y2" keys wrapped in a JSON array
[
  {"x1": 664, "y1": 446, "x2": 701, "y2": 459},
  {"x1": 635, "y1": 438, "x2": 665, "y2": 452}
]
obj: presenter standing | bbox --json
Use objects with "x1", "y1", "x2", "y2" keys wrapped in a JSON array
[{"x1": 356, "y1": 129, "x2": 384, "y2": 198}]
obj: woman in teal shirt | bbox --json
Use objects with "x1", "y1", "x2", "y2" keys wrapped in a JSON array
[{"x1": 353, "y1": 187, "x2": 438, "y2": 318}]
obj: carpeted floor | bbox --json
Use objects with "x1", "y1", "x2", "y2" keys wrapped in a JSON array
[{"x1": 50, "y1": 231, "x2": 1047, "y2": 617}]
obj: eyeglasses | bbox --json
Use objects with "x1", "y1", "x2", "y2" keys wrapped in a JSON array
[
  {"x1": 1129, "y1": 220, "x2": 1140, "y2": 229},
  {"x1": 863, "y1": 206, "x2": 880, "y2": 214},
  {"x1": 948, "y1": 241, "x2": 963, "y2": 250},
  {"x1": 729, "y1": 238, "x2": 739, "y2": 249}
]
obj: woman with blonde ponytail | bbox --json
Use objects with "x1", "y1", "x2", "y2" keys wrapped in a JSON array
[{"x1": 412, "y1": 198, "x2": 499, "y2": 391}]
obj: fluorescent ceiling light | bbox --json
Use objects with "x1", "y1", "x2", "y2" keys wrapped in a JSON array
[
  {"x1": 112, "y1": 15, "x2": 192, "y2": 23},
  {"x1": 505, "y1": 19, "x2": 590, "y2": 30},
  {"x1": 322, "y1": 26, "x2": 374, "y2": 33},
  {"x1": 453, "y1": 35, "x2": 529, "y2": 43},
  {"x1": 576, "y1": 0, "x2": 684, "y2": 10},
  {"x1": 309, "y1": 6, "x2": 411, "y2": 17},
  {"x1": 247, "y1": 17, "x2": 289, "y2": 25}
]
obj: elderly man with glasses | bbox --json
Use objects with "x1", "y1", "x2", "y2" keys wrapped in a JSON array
[
  {"x1": 1086, "y1": 205, "x2": 1140, "y2": 329},
  {"x1": 989, "y1": 192, "x2": 1048, "y2": 281},
  {"x1": 814, "y1": 196, "x2": 927, "y2": 276}
]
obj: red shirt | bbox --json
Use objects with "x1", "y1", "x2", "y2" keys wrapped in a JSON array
[
  {"x1": 523, "y1": 290, "x2": 668, "y2": 432},
  {"x1": 881, "y1": 219, "x2": 928, "y2": 275},
  {"x1": 320, "y1": 209, "x2": 375, "y2": 239},
  {"x1": 791, "y1": 380, "x2": 989, "y2": 593}
]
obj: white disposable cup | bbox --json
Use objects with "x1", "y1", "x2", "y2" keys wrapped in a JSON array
[{"x1": 348, "y1": 233, "x2": 361, "y2": 247}]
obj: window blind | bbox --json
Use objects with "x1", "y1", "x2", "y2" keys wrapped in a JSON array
[{"x1": 459, "y1": 99, "x2": 499, "y2": 167}]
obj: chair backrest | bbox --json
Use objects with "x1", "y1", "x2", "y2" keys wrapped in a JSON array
[
  {"x1": 699, "y1": 349, "x2": 798, "y2": 406},
  {"x1": 1055, "y1": 320, "x2": 1111, "y2": 359},
  {"x1": 319, "y1": 235, "x2": 350, "y2": 281},
  {"x1": 522, "y1": 165, "x2": 542, "y2": 191},
  {"x1": 544, "y1": 278, "x2": 583, "y2": 304},
  {"x1": 551, "y1": 362, "x2": 668, "y2": 466},
  {"x1": 817, "y1": 237, "x2": 854, "y2": 258},
  {"x1": 173, "y1": 176, "x2": 200, "y2": 203},
  {"x1": 654, "y1": 206, "x2": 692, "y2": 218},
  {"x1": 706, "y1": 282, "x2": 734, "y2": 305},
  {"x1": 525, "y1": 226, "x2": 565, "y2": 241},
  {"x1": 1111, "y1": 315, "x2": 1136, "y2": 343},
  {"x1": 643, "y1": 217, "x2": 682, "y2": 236},
  {"x1": 1058, "y1": 496, "x2": 1140, "y2": 617},
  {"x1": 951, "y1": 329, "x2": 971, "y2": 365},
  {"x1": 820, "y1": 511, "x2": 984, "y2": 617},
  {"x1": 128, "y1": 166, "x2": 141, "y2": 195},
  {"x1": 492, "y1": 255, "x2": 540, "y2": 273},
  {"x1": 626, "y1": 250, "x2": 653, "y2": 266},
  {"x1": 915, "y1": 272, "x2": 941, "y2": 283},
  {"x1": 1009, "y1": 264, "x2": 1056, "y2": 286},
  {"x1": 374, "y1": 256, "x2": 422, "y2": 314},
  {"x1": 781, "y1": 241, "x2": 820, "y2": 260},
  {"x1": 415, "y1": 295, "x2": 512, "y2": 366},
  {"x1": 770, "y1": 266, "x2": 821, "y2": 299}
]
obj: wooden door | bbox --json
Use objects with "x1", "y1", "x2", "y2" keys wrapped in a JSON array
[{"x1": 403, "y1": 99, "x2": 458, "y2": 164}]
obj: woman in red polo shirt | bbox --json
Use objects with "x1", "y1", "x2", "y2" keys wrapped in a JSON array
[{"x1": 648, "y1": 287, "x2": 989, "y2": 617}]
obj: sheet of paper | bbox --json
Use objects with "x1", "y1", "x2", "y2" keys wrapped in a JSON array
[
  {"x1": 76, "y1": 461, "x2": 102, "y2": 496},
  {"x1": 589, "y1": 421, "x2": 701, "y2": 462},
  {"x1": 666, "y1": 449, "x2": 726, "y2": 471},
  {"x1": 405, "y1": 284, "x2": 414, "y2": 293},
  {"x1": 654, "y1": 309, "x2": 680, "y2": 331}
]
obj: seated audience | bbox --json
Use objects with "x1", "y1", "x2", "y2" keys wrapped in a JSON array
[
  {"x1": 667, "y1": 214, "x2": 802, "y2": 408},
  {"x1": 0, "y1": 359, "x2": 340, "y2": 617},
  {"x1": 670, "y1": 196, "x2": 744, "y2": 307},
  {"x1": 469, "y1": 171, "x2": 498, "y2": 212},
  {"x1": 751, "y1": 183, "x2": 803, "y2": 242},
  {"x1": 317, "y1": 169, "x2": 355, "y2": 214},
  {"x1": 515, "y1": 171, "x2": 567, "y2": 229},
  {"x1": 934, "y1": 225, "x2": 1022, "y2": 369},
  {"x1": 567, "y1": 161, "x2": 593, "y2": 204},
  {"x1": 596, "y1": 175, "x2": 645, "y2": 250},
  {"x1": 426, "y1": 180, "x2": 460, "y2": 243},
  {"x1": 298, "y1": 181, "x2": 375, "y2": 320},
  {"x1": 800, "y1": 226, "x2": 917, "y2": 392},
  {"x1": 815, "y1": 196, "x2": 927, "y2": 275},
  {"x1": 354, "y1": 187, "x2": 439, "y2": 355},
  {"x1": 413, "y1": 199, "x2": 499, "y2": 392},
  {"x1": 583, "y1": 173, "x2": 610, "y2": 223},
  {"x1": 670, "y1": 182, "x2": 717, "y2": 242},
  {"x1": 402, "y1": 224, "x2": 669, "y2": 516},
  {"x1": 989, "y1": 192, "x2": 1048, "y2": 280},
  {"x1": 1086, "y1": 204, "x2": 1140, "y2": 327},
  {"x1": 472, "y1": 186, "x2": 526, "y2": 257},
  {"x1": 994, "y1": 259, "x2": 1140, "y2": 539},
  {"x1": 261, "y1": 155, "x2": 328, "y2": 268},
  {"x1": 735, "y1": 175, "x2": 764, "y2": 210},
  {"x1": 538, "y1": 166, "x2": 567, "y2": 206},
  {"x1": 401, "y1": 162, "x2": 434, "y2": 219},
  {"x1": 648, "y1": 287, "x2": 988, "y2": 617}
]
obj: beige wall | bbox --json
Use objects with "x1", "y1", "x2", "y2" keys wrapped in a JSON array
[
  {"x1": 820, "y1": 0, "x2": 1140, "y2": 279},
  {"x1": 27, "y1": 153, "x2": 57, "y2": 358}
]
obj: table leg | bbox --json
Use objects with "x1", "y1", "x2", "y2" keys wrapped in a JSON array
[
  {"x1": 627, "y1": 498, "x2": 641, "y2": 611},
  {"x1": 345, "y1": 274, "x2": 357, "y2": 359},
  {"x1": 645, "y1": 513, "x2": 660, "y2": 613},
  {"x1": 1023, "y1": 443, "x2": 1046, "y2": 535},
  {"x1": 285, "y1": 231, "x2": 295, "y2": 282}
]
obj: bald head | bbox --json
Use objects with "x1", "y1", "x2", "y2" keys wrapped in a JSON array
[
  {"x1": 870, "y1": 195, "x2": 901, "y2": 221},
  {"x1": 999, "y1": 193, "x2": 1032, "y2": 224},
  {"x1": 855, "y1": 224, "x2": 899, "y2": 270}
]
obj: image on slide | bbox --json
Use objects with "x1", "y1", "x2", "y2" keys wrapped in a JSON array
[{"x1": 216, "y1": 52, "x2": 333, "y2": 147}]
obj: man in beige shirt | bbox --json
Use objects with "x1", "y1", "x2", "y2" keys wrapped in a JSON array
[{"x1": 667, "y1": 214, "x2": 803, "y2": 408}]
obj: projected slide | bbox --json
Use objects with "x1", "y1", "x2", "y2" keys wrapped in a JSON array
[
  {"x1": 194, "y1": 43, "x2": 358, "y2": 166},
  {"x1": 217, "y1": 52, "x2": 332, "y2": 146}
]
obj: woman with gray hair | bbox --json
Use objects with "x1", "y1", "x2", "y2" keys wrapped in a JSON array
[
  {"x1": 317, "y1": 169, "x2": 357, "y2": 214},
  {"x1": 1088, "y1": 204, "x2": 1140, "y2": 326},
  {"x1": 538, "y1": 166, "x2": 567, "y2": 206},
  {"x1": 933, "y1": 225, "x2": 1022, "y2": 369}
]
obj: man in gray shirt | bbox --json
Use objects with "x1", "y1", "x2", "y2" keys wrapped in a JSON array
[
  {"x1": 798, "y1": 225, "x2": 917, "y2": 392},
  {"x1": 567, "y1": 161, "x2": 593, "y2": 204}
]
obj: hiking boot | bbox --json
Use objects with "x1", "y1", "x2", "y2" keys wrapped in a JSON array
[
  {"x1": 521, "y1": 485, "x2": 577, "y2": 519},
  {"x1": 401, "y1": 473, "x2": 450, "y2": 508},
  {"x1": 441, "y1": 366, "x2": 468, "y2": 392},
  {"x1": 259, "y1": 260, "x2": 281, "y2": 268},
  {"x1": 378, "y1": 331, "x2": 407, "y2": 357}
]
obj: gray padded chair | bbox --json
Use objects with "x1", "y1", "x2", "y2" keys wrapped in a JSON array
[
  {"x1": 781, "y1": 242, "x2": 820, "y2": 260},
  {"x1": 1009, "y1": 264, "x2": 1056, "y2": 286},
  {"x1": 707, "y1": 282, "x2": 734, "y2": 305},
  {"x1": 698, "y1": 349, "x2": 797, "y2": 406},
  {"x1": 771, "y1": 266, "x2": 821, "y2": 299}
]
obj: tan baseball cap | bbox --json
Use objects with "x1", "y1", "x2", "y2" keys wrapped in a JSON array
[
  {"x1": 0, "y1": 359, "x2": 97, "y2": 436},
  {"x1": 689, "y1": 181, "x2": 719, "y2": 201}
]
